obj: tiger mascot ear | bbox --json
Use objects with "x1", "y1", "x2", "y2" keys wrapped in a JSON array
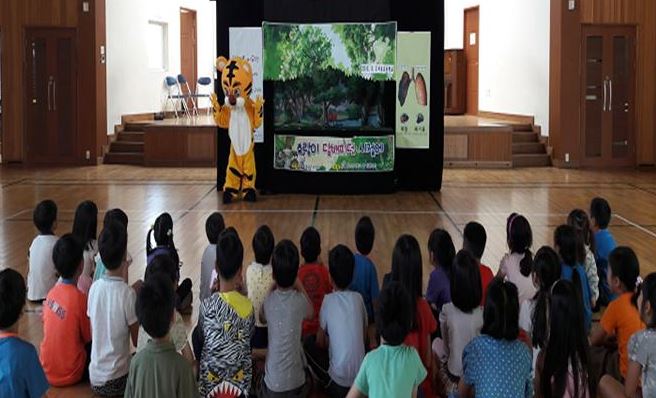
[{"x1": 215, "y1": 56, "x2": 229, "y2": 72}]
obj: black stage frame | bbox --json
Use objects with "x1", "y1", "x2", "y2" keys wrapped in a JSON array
[{"x1": 214, "y1": 0, "x2": 444, "y2": 193}]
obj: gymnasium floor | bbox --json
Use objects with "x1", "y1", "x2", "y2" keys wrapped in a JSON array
[{"x1": 1, "y1": 165, "x2": 656, "y2": 397}]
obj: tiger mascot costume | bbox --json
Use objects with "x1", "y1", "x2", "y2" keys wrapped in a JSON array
[{"x1": 211, "y1": 56, "x2": 264, "y2": 204}]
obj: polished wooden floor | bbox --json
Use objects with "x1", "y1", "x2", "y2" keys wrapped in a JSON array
[{"x1": 2, "y1": 165, "x2": 656, "y2": 397}]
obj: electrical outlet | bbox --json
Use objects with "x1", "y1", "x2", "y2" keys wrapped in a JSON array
[
  {"x1": 568, "y1": 0, "x2": 576, "y2": 11},
  {"x1": 485, "y1": 89, "x2": 491, "y2": 98},
  {"x1": 565, "y1": 153, "x2": 570, "y2": 163},
  {"x1": 86, "y1": 150, "x2": 91, "y2": 160}
]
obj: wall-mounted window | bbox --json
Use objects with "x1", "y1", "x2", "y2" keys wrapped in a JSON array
[{"x1": 147, "y1": 21, "x2": 168, "y2": 70}]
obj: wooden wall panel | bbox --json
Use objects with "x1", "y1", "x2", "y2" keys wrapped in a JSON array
[
  {"x1": 0, "y1": 0, "x2": 106, "y2": 164},
  {"x1": 552, "y1": 0, "x2": 656, "y2": 166}
]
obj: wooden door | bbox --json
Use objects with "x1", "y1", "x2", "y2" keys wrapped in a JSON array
[
  {"x1": 464, "y1": 6, "x2": 479, "y2": 115},
  {"x1": 581, "y1": 25, "x2": 635, "y2": 167},
  {"x1": 180, "y1": 8, "x2": 197, "y2": 105},
  {"x1": 24, "y1": 28, "x2": 77, "y2": 163}
]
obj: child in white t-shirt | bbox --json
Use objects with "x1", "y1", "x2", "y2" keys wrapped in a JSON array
[
  {"x1": 245, "y1": 225, "x2": 275, "y2": 349},
  {"x1": 27, "y1": 200, "x2": 59, "y2": 302},
  {"x1": 87, "y1": 221, "x2": 139, "y2": 397}
]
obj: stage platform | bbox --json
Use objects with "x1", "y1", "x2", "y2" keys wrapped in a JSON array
[{"x1": 143, "y1": 115, "x2": 218, "y2": 167}]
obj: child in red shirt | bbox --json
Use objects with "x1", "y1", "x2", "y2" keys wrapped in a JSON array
[
  {"x1": 40, "y1": 234, "x2": 92, "y2": 386},
  {"x1": 298, "y1": 227, "x2": 332, "y2": 337},
  {"x1": 463, "y1": 222, "x2": 494, "y2": 305}
]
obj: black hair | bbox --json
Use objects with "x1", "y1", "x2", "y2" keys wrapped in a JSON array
[
  {"x1": 205, "y1": 212, "x2": 225, "y2": 245},
  {"x1": 52, "y1": 234, "x2": 85, "y2": 279},
  {"x1": 554, "y1": 224, "x2": 578, "y2": 267},
  {"x1": 136, "y1": 275, "x2": 175, "y2": 339},
  {"x1": 103, "y1": 209, "x2": 128, "y2": 229},
  {"x1": 451, "y1": 250, "x2": 482, "y2": 313},
  {"x1": 72, "y1": 200, "x2": 98, "y2": 250},
  {"x1": 145, "y1": 254, "x2": 179, "y2": 285},
  {"x1": 609, "y1": 246, "x2": 640, "y2": 299},
  {"x1": 216, "y1": 227, "x2": 244, "y2": 280},
  {"x1": 253, "y1": 225, "x2": 275, "y2": 265},
  {"x1": 99, "y1": 221, "x2": 128, "y2": 270},
  {"x1": 530, "y1": 246, "x2": 562, "y2": 350},
  {"x1": 428, "y1": 229, "x2": 456, "y2": 278},
  {"x1": 271, "y1": 239, "x2": 300, "y2": 289},
  {"x1": 33, "y1": 200, "x2": 57, "y2": 235},
  {"x1": 463, "y1": 222, "x2": 487, "y2": 260},
  {"x1": 390, "y1": 234, "x2": 422, "y2": 330},
  {"x1": 640, "y1": 273, "x2": 656, "y2": 328},
  {"x1": 0, "y1": 269, "x2": 27, "y2": 329},
  {"x1": 507, "y1": 213, "x2": 533, "y2": 277},
  {"x1": 377, "y1": 281, "x2": 413, "y2": 346},
  {"x1": 329, "y1": 244, "x2": 355, "y2": 289},
  {"x1": 567, "y1": 209, "x2": 596, "y2": 262},
  {"x1": 147, "y1": 213, "x2": 176, "y2": 255},
  {"x1": 300, "y1": 226, "x2": 321, "y2": 264},
  {"x1": 355, "y1": 216, "x2": 375, "y2": 255},
  {"x1": 482, "y1": 278, "x2": 520, "y2": 341},
  {"x1": 590, "y1": 197, "x2": 612, "y2": 229},
  {"x1": 541, "y1": 280, "x2": 589, "y2": 398}
]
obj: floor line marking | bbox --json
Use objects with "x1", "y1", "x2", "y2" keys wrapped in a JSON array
[
  {"x1": 615, "y1": 214, "x2": 656, "y2": 240},
  {"x1": 428, "y1": 192, "x2": 463, "y2": 236}
]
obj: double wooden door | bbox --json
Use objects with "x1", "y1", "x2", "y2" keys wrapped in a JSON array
[
  {"x1": 24, "y1": 28, "x2": 77, "y2": 163},
  {"x1": 581, "y1": 25, "x2": 636, "y2": 167}
]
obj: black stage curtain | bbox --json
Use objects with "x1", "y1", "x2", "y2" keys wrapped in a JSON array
[{"x1": 215, "y1": 0, "x2": 443, "y2": 193}]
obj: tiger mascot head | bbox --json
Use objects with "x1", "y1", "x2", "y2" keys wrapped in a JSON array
[{"x1": 215, "y1": 56, "x2": 253, "y2": 109}]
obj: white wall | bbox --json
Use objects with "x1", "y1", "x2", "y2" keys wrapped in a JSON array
[
  {"x1": 106, "y1": 0, "x2": 216, "y2": 134},
  {"x1": 444, "y1": 0, "x2": 550, "y2": 135}
]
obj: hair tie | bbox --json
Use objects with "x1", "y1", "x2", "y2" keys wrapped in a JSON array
[
  {"x1": 636, "y1": 276, "x2": 644, "y2": 288},
  {"x1": 167, "y1": 229, "x2": 172, "y2": 237}
]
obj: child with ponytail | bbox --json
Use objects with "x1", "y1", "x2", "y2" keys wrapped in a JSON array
[
  {"x1": 598, "y1": 272, "x2": 656, "y2": 398},
  {"x1": 519, "y1": 246, "x2": 561, "y2": 370},
  {"x1": 146, "y1": 213, "x2": 193, "y2": 313},
  {"x1": 590, "y1": 247, "x2": 644, "y2": 383},
  {"x1": 498, "y1": 213, "x2": 536, "y2": 304},
  {"x1": 568, "y1": 209, "x2": 600, "y2": 308},
  {"x1": 554, "y1": 224, "x2": 593, "y2": 333}
]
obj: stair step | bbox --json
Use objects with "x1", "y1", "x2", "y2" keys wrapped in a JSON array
[
  {"x1": 511, "y1": 123, "x2": 534, "y2": 132},
  {"x1": 512, "y1": 132, "x2": 539, "y2": 143},
  {"x1": 512, "y1": 142, "x2": 546, "y2": 155},
  {"x1": 513, "y1": 154, "x2": 551, "y2": 168},
  {"x1": 103, "y1": 152, "x2": 144, "y2": 165},
  {"x1": 117, "y1": 131, "x2": 145, "y2": 143},
  {"x1": 110, "y1": 141, "x2": 144, "y2": 153},
  {"x1": 124, "y1": 122, "x2": 151, "y2": 132}
]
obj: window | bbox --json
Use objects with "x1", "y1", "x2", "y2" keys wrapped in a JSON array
[{"x1": 147, "y1": 21, "x2": 168, "y2": 70}]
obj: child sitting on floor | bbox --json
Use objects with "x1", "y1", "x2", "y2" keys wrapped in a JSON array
[
  {"x1": 306, "y1": 244, "x2": 367, "y2": 398},
  {"x1": 40, "y1": 234, "x2": 92, "y2": 387},
  {"x1": 590, "y1": 197, "x2": 617, "y2": 306},
  {"x1": 347, "y1": 281, "x2": 426, "y2": 398},
  {"x1": 245, "y1": 225, "x2": 275, "y2": 349},
  {"x1": 136, "y1": 255, "x2": 194, "y2": 365},
  {"x1": 463, "y1": 222, "x2": 494, "y2": 305},
  {"x1": 498, "y1": 214, "x2": 536, "y2": 304},
  {"x1": 72, "y1": 200, "x2": 99, "y2": 294},
  {"x1": 261, "y1": 239, "x2": 314, "y2": 397},
  {"x1": 425, "y1": 228, "x2": 455, "y2": 319},
  {"x1": 125, "y1": 275, "x2": 198, "y2": 398},
  {"x1": 88, "y1": 222, "x2": 139, "y2": 397},
  {"x1": 298, "y1": 226, "x2": 332, "y2": 339},
  {"x1": 0, "y1": 269, "x2": 49, "y2": 398},
  {"x1": 93, "y1": 208, "x2": 131, "y2": 282},
  {"x1": 27, "y1": 199, "x2": 58, "y2": 302},
  {"x1": 197, "y1": 227, "x2": 255, "y2": 398},
  {"x1": 200, "y1": 212, "x2": 224, "y2": 302},
  {"x1": 349, "y1": 216, "x2": 380, "y2": 349},
  {"x1": 146, "y1": 212, "x2": 192, "y2": 313}
]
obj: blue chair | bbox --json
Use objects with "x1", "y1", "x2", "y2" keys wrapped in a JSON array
[
  {"x1": 165, "y1": 76, "x2": 189, "y2": 118},
  {"x1": 195, "y1": 77, "x2": 213, "y2": 115},
  {"x1": 178, "y1": 74, "x2": 197, "y2": 117}
]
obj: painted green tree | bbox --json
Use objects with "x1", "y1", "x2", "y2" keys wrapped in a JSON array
[
  {"x1": 332, "y1": 23, "x2": 396, "y2": 77},
  {"x1": 278, "y1": 26, "x2": 332, "y2": 80},
  {"x1": 264, "y1": 24, "x2": 298, "y2": 80}
]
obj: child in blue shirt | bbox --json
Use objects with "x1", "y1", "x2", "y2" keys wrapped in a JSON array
[
  {"x1": 0, "y1": 269, "x2": 49, "y2": 398},
  {"x1": 591, "y1": 197, "x2": 617, "y2": 305},
  {"x1": 349, "y1": 216, "x2": 380, "y2": 349}
]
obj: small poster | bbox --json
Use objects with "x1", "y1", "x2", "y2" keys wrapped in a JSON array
[
  {"x1": 229, "y1": 27, "x2": 264, "y2": 143},
  {"x1": 396, "y1": 32, "x2": 431, "y2": 149},
  {"x1": 273, "y1": 134, "x2": 395, "y2": 172}
]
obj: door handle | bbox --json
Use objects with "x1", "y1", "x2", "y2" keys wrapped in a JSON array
[
  {"x1": 602, "y1": 78, "x2": 607, "y2": 112},
  {"x1": 624, "y1": 102, "x2": 630, "y2": 113},
  {"x1": 608, "y1": 78, "x2": 613, "y2": 112},
  {"x1": 47, "y1": 77, "x2": 54, "y2": 111},
  {"x1": 52, "y1": 80, "x2": 57, "y2": 111}
]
